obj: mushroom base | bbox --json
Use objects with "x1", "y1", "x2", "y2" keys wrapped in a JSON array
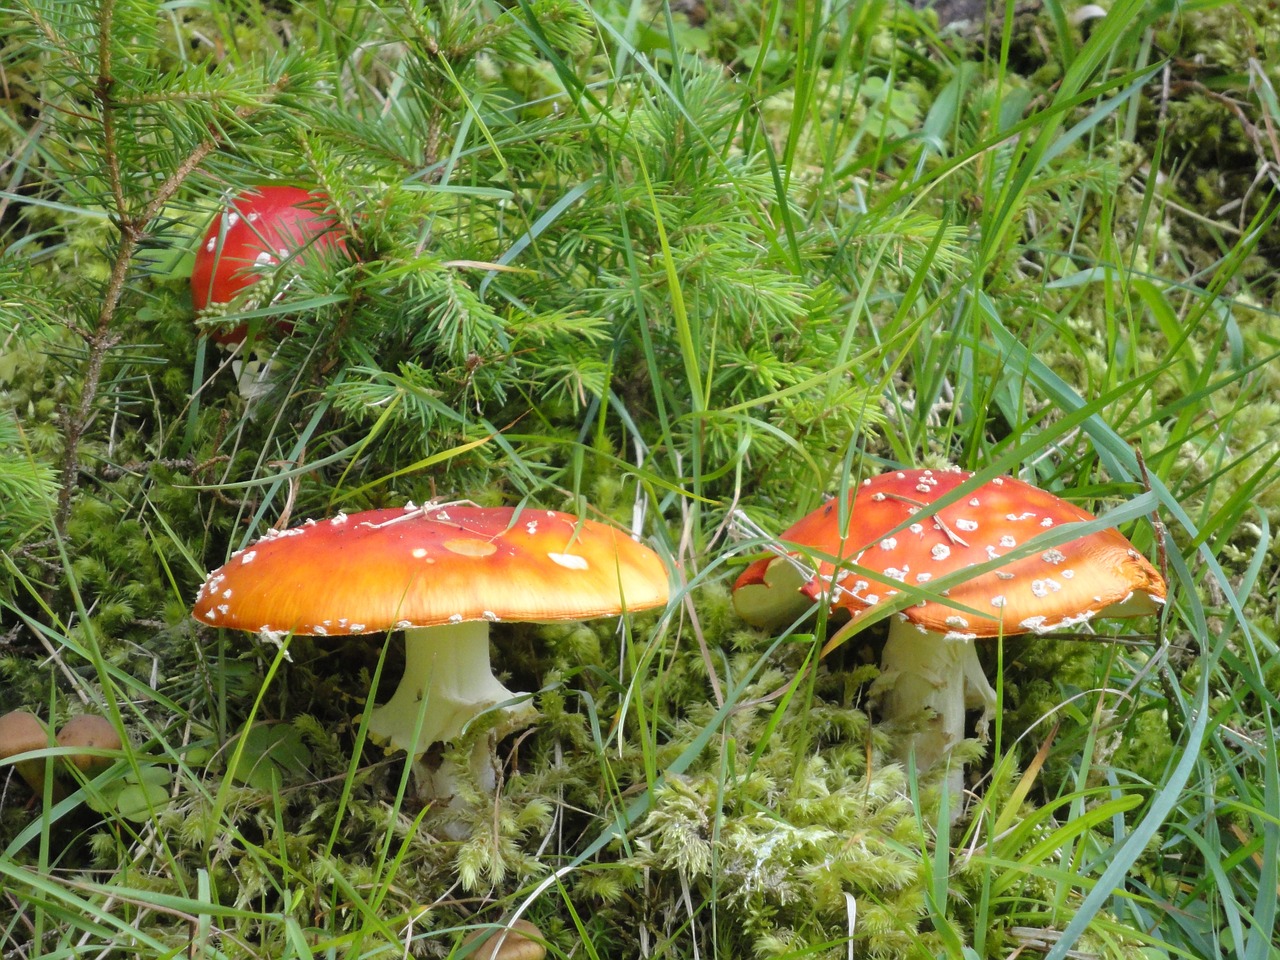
[
  {"x1": 366, "y1": 621, "x2": 535, "y2": 759},
  {"x1": 877, "y1": 621, "x2": 997, "y2": 795}
]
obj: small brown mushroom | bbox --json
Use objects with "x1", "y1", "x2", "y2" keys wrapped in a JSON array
[
  {"x1": 0, "y1": 710, "x2": 53, "y2": 796},
  {"x1": 461, "y1": 919, "x2": 546, "y2": 960},
  {"x1": 56, "y1": 714, "x2": 122, "y2": 776}
]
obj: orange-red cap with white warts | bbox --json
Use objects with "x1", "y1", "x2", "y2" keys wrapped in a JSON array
[
  {"x1": 193, "y1": 504, "x2": 669, "y2": 636},
  {"x1": 733, "y1": 468, "x2": 1166, "y2": 638}
]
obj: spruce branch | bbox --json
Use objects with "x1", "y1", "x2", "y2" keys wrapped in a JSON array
[{"x1": 53, "y1": 71, "x2": 295, "y2": 534}]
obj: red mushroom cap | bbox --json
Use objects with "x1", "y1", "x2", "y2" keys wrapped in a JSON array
[
  {"x1": 193, "y1": 505, "x2": 669, "y2": 635},
  {"x1": 191, "y1": 185, "x2": 347, "y2": 344},
  {"x1": 734, "y1": 468, "x2": 1166, "y2": 638}
]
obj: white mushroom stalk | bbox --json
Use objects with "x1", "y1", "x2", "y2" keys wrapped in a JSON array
[
  {"x1": 369, "y1": 620, "x2": 532, "y2": 758},
  {"x1": 876, "y1": 620, "x2": 997, "y2": 781}
]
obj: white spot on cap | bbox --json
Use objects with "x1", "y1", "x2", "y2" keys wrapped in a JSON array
[
  {"x1": 945, "y1": 615, "x2": 969, "y2": 628},
  {"x1": 996, "y1": 571, "x2": 1014, "y2": 580},
  {"x1": 1041, "y1": 517, "x2": 1054, "y2": 527},
  {"x1": 204, "y1": 237, "x2": 216, "y2": 252},
  {"x1": 226, "y1": 212, "x2": 240, "y2": 228},
  {"x1": 880, "y1": 537, "x2": 898, "y2": 550},
  {"x1": 222, "y1": 589, "x2": 233, "y2": 599},
  {"x1": 1007, "y1": 512, "x2": 1036, "y2": 521},
  {"x1": 915, "y1": 572, "x2": 932, "y2": 583},
  {"x1": 204, "y1": 607, "x2": 217, "y2": 619},
  {"x1": 349, "y1": 623, "x2": 365, "y2": 632},
  {"x1": 992, "y1": 477, "x2": 1004, "y2": 485},
  {"x1": 247, "y1": 212, "x2": 261, "y2": 223},
  {"x1": 1061, "y1": 569, "x2": 1074, "y2": 579},
  {"x1": 999, "y1": 535, "x2": 1017, "y2": 548},
  {"x1": 254, "y1": 250, "x2": 276, "y2": 267},
  {"x1": 412, "y1": 547, "x2": 428, "y2": 558},
  {"x1": 550, "y1": 552, "x2": 589, "y2": 570},
  {"x1": 1055, "y1": 610, "x2": 1096, "y2": 629},
  {"x1": 1020, "y1": 615, "x2": 1049, "y2": 632},
  {"x1": 449, "y1": 614, "x2": 464, "y2": 624},
  {"x1": 217, "y1": 604, "x2": 229, "y2": 614},
  {"x1": 444, "y1": 538, "x2": 497, "y2": 558},
  {"x1": 956, "y1": 519, "x2": 978, "y2": 532},
  {"x1": 872, "y1": 492, "x2": 886, "y2": 502},
  {"x1": 916, "y1": 484, "x2": 931, "y2": 494},
  {"x1": 241, "y1": 550, "x2": 256, "y2": 565},
  {"x1": 1042, "y1": 549, "x2": 1066, "y2": 564},
  {"x1": 483, "y1": 611, "x2": 499, "y2": 622},
  {"x1": 883, "y1": 567, "x2": 907, "y2": 581},
  {"x1": 331, "y1": 512, "x2": 349, "y2": 525},
  {"x1": 1031, "y1": 579, "x2": 1049, "y2": 598},
  {"x1": 394, "y1": 620, "x2": 413, "y2": 630},
  {"x1": 991, "y1": 595, "x2": 1007, "y2": 607},
  {"x1": 909, "y1": 523, "x2": 924, "y2": 535},
  {"x1": 314, "y1": 625, "x2": 328, "y2": 636},
  {"x1": 526, "y1": 521, "x2": 538, "y2": 535},
  {"x1": 968, "y1": 498, "x2": 980, "y2": 507},
  {"x1": 895, "y1": 471, "x2": 905, "y2": 478},
  {"x1": 931, "y1": 544, "x2": 950, "y2": 561},
  {"x1": 945, "y1": 631, "x2": 977, "y2": 642}
]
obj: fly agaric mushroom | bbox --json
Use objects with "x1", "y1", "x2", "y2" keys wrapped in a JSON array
[
  {"x1": 191, "y1": 185, "x2": 347, "y2": 344},
  {"x1": 56, "y1": 714, "x2": 122, "y2": 777},
  {"x1": 192, "y1": 503, "x2": 668, "y2": 784},
  {"x1": 733, "y1": 468, "x2": 1166, "y2": 789},
  {"x1": 0, "y1": 711, "x2": 53, "y2": 796}
]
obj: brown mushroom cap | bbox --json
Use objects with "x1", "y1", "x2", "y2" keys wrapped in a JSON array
[
  {"x1": 0, "y1": 710, "x2": 53, "y2": 795},
  {"x1": 193, "y1": 504, "x2": 669, "y2": 635},
  {"x1": 734, "y1": 468, "x2": 1166, "y2": 637},
  {"x1": 56, "y1": 715, "x2": 123, "y2": 775},
  {"x1": 461, "y1": 919, "x2": 546, "y2": 960}
]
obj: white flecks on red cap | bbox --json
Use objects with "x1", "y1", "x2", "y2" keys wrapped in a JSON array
[
  {"x1": 731, "y1": 467, "x2": 1167, "y2": 639},
  {"x1": 194, "y1": 504, "x2": 668, "y2": 636}
]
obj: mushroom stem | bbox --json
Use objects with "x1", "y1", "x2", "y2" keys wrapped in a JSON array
[
  {"x1": 367, "y1": 620, "x2": 534, "y2": 758},
  {"x1": 878, "y1": 620, "x2": 997, "y2": 796}
]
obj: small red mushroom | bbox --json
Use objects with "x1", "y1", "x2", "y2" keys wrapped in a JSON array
[
  {"x1": 733, "y1": 468, "x2": 1166, "y2": 793},
  {"x1": 191, "y1": 185, "x2": 347, "y2": 344}
]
